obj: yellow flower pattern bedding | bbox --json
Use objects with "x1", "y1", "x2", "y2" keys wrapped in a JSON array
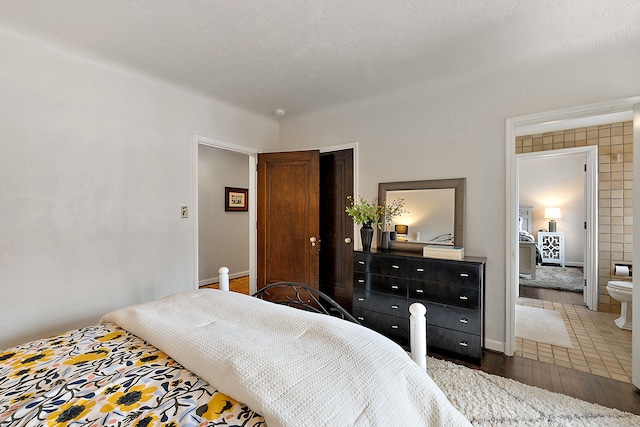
[{"x1": 0, "y1": 323, "x2": 265, "y2": 427}]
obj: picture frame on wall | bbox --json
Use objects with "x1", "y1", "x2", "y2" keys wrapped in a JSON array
[{"x1": 225, "y1": 187, "x2": 248, "y2": 212}]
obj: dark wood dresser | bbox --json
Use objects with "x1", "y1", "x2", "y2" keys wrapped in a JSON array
[{"x1": 352, "y1": 249, "x2": 486, "y2": 363}]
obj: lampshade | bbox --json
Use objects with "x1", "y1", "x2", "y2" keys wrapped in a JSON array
[
  {"x1": 544, "y1": 208, "x2": 561, "y2": 219},
  {"x1": 395, "y1": 224, "x2": 408, "y2": 235}
]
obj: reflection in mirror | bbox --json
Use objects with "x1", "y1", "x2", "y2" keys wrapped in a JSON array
[
  {"x1": 378, "y1": 178, "x2": 465, "y2": 252},
  {"x1": 389, "y1": 189, "x2": 455, "y2": 243}
]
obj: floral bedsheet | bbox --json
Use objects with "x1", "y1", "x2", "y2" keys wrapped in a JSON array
[{"x1": 0, "y1": 323, "x2": 265, "y2": 427}]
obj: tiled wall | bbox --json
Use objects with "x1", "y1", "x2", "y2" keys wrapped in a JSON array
[{"x1": 516, "y1": 121, "x2": 634, "y2": 313}]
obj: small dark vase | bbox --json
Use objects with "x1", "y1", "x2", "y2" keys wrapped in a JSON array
[
  {"x1": 360, "y1": 222, "x2": 374, "y2": 252},
  {"x1": 380, "y1": 231, "x2": 391, "y2": 250}
]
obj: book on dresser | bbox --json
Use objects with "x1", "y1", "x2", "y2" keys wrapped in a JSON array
[
  {"x1": 422, "y1": 245, "x2": 464, "y2": 260},
  {"x1": 352, "y1": 249, "x2": 486, "y2": 363}
]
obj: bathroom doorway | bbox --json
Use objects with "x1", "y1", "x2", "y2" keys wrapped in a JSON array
[{"x1": 505, "y1": 97, "x2": 639, "y2": 387}]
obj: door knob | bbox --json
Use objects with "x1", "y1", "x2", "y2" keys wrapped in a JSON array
[
  {"x1": 310, "y1": 236, "x2": 317, "y2": 246},
  {"x1": 344, "y1": 237, "x2": 352, "y2": 244}
]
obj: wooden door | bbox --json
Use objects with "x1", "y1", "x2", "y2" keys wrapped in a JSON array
[
  {"x1": 319, "y1": 149, "x2": 354, "y2": 309},
  {"x1": 257, "y1": 151, "x2": 320, "y2": 290}
]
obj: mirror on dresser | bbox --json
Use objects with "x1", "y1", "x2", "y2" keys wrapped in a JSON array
[{"x1": 377, "y1": 178, "x2": 465, "y2": 252}]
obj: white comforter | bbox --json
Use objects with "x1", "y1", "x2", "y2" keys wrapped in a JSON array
[{"x1": 102, "y1": 289, "x2": 471, "y2": 427}]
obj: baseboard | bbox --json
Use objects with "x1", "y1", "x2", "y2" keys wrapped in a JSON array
[
  {"x1": 564, "y1": 262, "x2": 584, "y2": 268},
  {"x1": 484, "y1": 338, "x2": 505, "y2": 354},
  {"x1": 199, "y1": 270, "x2": 249, "y2": 286}
]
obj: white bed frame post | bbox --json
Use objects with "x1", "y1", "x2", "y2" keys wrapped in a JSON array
[
  {"x1": 218, "y1": 267, "x2": 230, "y2": 291},
  {"x1": 409, "y1": 303, "x2": 427, "y2": 369}
]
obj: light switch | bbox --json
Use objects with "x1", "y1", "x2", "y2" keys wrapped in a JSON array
[{"x1": 181, "y1": 206, "x2": 188, "y2": 218}]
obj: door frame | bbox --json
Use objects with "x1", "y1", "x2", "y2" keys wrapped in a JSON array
[
  {"x1": 504, "y1": 96, "x2": 640, "y2": 356},
  {"x1": 516, "y1": 146, "x2": 598, "y2": 309},
  {"x1": 193, "y1": 135, "x2": 261, "y2": 294},
  {"x1": 193, "y1": 138, "x2": 359, "y2": 295}
]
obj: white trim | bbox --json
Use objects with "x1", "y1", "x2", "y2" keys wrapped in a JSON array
[
  {"x1": 633, "y1": 102, "x2": 640, "y2": 388},
  {"x1": 505, "y1": 96, "x2": 639, "y2": 356},
  {"x1": 193, "y1": 135, "x2": 261, "y2": 294}
]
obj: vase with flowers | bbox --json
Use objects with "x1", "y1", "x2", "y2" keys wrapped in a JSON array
[
  {"x1": 345, "y1": 196, "x2": 382, "y2": 251},
  {"x1": 380, "y1": 198, "x2": 408, "y2": 250}
]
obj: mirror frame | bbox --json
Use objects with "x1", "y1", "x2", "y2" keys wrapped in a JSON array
[{"x1": 378, "y1": 178, "x2": 465, "y2": 252}]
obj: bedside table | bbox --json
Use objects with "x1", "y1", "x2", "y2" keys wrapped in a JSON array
[{"x1": 537, "y1": 232, "x2": 564, "y2": 267}]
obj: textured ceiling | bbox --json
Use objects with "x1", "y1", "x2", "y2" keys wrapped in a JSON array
[{"x1": 1, "y1": 1, "x2": 638, "y2": 117}]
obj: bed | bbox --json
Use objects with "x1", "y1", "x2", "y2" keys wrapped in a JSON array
[{"x1": 1, "y1": 284, "x2": 470, "y2": 426}]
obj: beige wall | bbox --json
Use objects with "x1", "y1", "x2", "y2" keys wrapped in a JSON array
[
  {"x1": 0, "y1": 27, "x2": 279, "y2": 349},
  {"x1": 198, "y1": 146, "x2": 250, "y2": 283},
  {"x1": 516, "y1": 121, "x2": 634, "y2": 313}
]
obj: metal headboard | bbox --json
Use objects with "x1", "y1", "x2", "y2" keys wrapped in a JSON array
[{"x1": 252, "y1": 282, "x2": 360, "y2": 324}]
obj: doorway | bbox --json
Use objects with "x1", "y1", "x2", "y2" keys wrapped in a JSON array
[
  {"x1": 194, "y1": 137, "x2": 359, "y2": 299},
  {"x1": 505, "y1": 100, "x2": 637, "y2": 356},
  {"x1": 256, "y1": 147, "x2": 356, "y2": 308},
  {"x1": 505, "y1": 96, "x2": 640, "y2": 388},
  {"x1": 193, "y1": 135, "x2": 260, "y2": 294},
  {"x1": 517, "y1": 147, "x2": 596, "y2": 308}
]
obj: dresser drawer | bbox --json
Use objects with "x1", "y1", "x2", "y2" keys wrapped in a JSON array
[
  {"x1": 427, "y1": 325, "x2": 482, "y2": 361},
  {"x1": 419, "y1": 302, "x2": 481, "y2": 335},
  {"x1": 352, "y1": 308, "x2": 409, "y2": 345},
  {"x1": 353, "y1": 289, "x2": 408, "y2": 317},
  {"x1": 353, "y1": 253, "x2": 407, "y2": 277},
  {"x1": 407, "y1": 259, "x2": 482, "y2": 288},
  {"x1": 353, "y1": 272, "x2": 407, "y2": 296},
  {"x1": 408, "y1": 280, "x2": 479, "y2": 309}
]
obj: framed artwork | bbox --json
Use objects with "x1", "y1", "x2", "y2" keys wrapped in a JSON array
[{"x1": 225, "y1": 187, "x2": 248, "y2": 212}]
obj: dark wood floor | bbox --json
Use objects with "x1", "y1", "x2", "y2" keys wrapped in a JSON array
[
  {"x1": 434, "y1": 285, "x2": 640, "y2": 415},
  {"x1": 208, "y1": 279, "x2": 640, "y2": 415},
  {"x1": 519, "y1": 284, "x2": 585, "y2": 305}
]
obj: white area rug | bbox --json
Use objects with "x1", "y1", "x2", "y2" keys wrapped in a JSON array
[
  {"x1": 516, "y1": 305, "x2": 573, "y2": 348},
  {"x1": 427, "y1": 357, "x2": 640, "y2": 426}
]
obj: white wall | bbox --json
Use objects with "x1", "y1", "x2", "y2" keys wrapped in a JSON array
[
  {"x1": 198, "y1": 146, "x2": 250, "y2": 282},
  {"x1": 519, "y1": 153, "x2": 586, "y2": 265},
  {"x1": 279, "y1": 40, "x2": 640, "y2": 351},
  {"x1": 0, "y1": 27, "x2": 278, "y2": 349}
]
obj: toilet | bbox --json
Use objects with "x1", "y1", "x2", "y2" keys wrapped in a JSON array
[{"x1": 606, "y1": 280, "x2": 633, "y2": 331}]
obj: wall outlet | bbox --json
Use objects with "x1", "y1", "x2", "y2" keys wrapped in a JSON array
[{"x1": 181, "y1": 206, "x2": 188, "y2": 218}]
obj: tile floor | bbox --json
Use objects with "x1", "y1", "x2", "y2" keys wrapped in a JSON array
[{"x1": 515, "y1": 296, "x2": 633, "y2": 383}]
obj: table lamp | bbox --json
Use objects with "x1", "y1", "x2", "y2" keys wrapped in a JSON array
[{"x1": 544, "y1": 208, "x2": 561, "y2": 232}]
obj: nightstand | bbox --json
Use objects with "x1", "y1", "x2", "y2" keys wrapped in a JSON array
[{"x1": 537, "y1": 232, "x2": 564, "y2": 267}]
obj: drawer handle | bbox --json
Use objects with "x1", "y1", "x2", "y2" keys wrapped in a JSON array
[
  {"x1": 357, "y1": 316, "x2": 365, "y2": 321},
  {"x1": 460, "y1": 341, "x2": 468, "y2": 347},
  {"x1": 460, "y1": 273, "x2": 469, "y2": 277},
  {"x1": 358, "y1": 260, "x2": 365, "y2": 265},
  {"x1": 416, "y1": 268, "x2": 424, "y2": 272},
  {"x1": 391, "y1": 325, "x2": 399, "y2": 329},
  {"x1": 392, "y1": 264, "x2": 400, "y2": 269},
  {"x1": 416, "y1": 289, "x2": 424, "y2": 293},
  {"x1": 391, "y1": 305, "x2": 399, "y2": 310},
  {"x1": 459, "y1": 295, "x2": 468, "y2": 301},
  {"x1": 460, "y1": 318, "x2": 468, "y2": 324},
  {"x1": 358, "y1": 279, "x2": 364, "y2": 283},
  {"x1": 391, "y1": 285, "x2": 399, "y2": 290},
  {"x1": 358, "y1": 297, "x2": 365, "y2": 301}
]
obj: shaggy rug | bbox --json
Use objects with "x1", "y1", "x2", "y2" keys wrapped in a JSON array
[
  {"x1": 520, "y1": 265, "x2": 584, "y2": 292},
  {"x1": 515, "y1": 305, "x2": 573, "y2": 348},
  {"x1": 426, "y1": 357, "x2": 640, "y2": 426}
]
